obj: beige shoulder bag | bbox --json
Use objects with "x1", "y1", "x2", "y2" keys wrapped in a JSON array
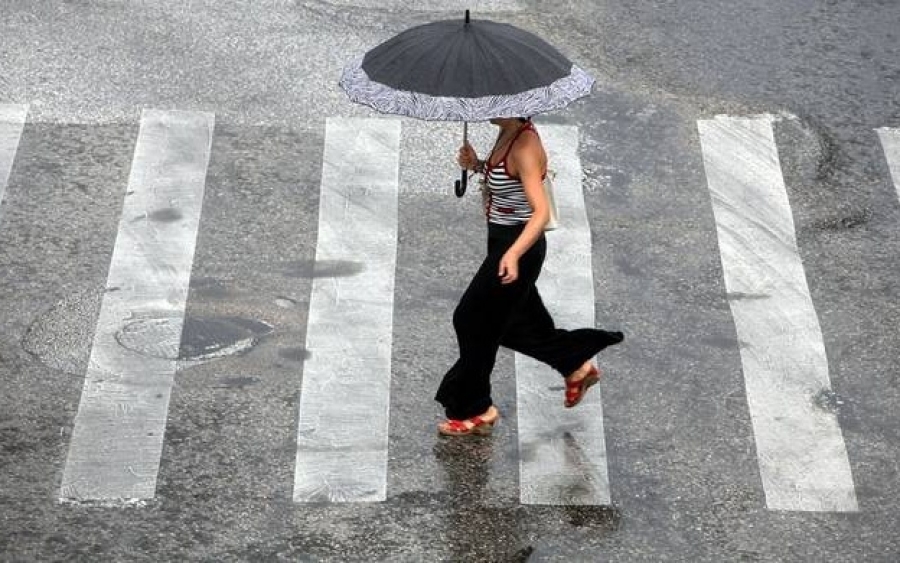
[{"x1": 543, "y1": 170, "x2": 559, "y2": 231}]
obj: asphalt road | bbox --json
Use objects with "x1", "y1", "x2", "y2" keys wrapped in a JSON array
[{"x1": 1, "y1": 0, "x2": 899, "y2": 561}]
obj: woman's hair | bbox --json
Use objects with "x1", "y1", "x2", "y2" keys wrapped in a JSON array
[{"x1": 518, "y1": 117, "x2": 531, "y2": 123}]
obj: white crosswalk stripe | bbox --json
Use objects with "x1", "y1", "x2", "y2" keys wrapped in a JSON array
[
  {"x1": 516, "y1": 125, "x2": 611, "y2": 505},
  {"x1": 0, "y1": 104, "x2": 28, "y2": 226},
  {"x1": 698, "y1": 115, "x2": 858, "y2": 512},
  {"x1": 333, "y1": 0, "x2": 524, "y2": 11},
  {"x1": 60, "y1": 110, "x2": 215, "y2": 502},
  {"x1": 877, "y1": 128, "x2": 900, "y2": 203},
  {"x1": 3, "y1": 108, "x2": 899, "y2": 510},
  {"x1": 293, "y1": 117, "x2": 401, "y2": 503}
]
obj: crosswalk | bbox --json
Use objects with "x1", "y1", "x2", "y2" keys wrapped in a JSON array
[
  {"x1": 294, "y1": 118, "x2": 400, "y2": 502},
  {"x1": 877, "y1": 128, "x2": 900, "y2": 201},
  {"x1": 516, "y1": 125, "x2": 611, "y2": 506},
  {"x1": 698, "y1": 115, "x2": 856, "y2": 511},
  {"x1": 0, "y1": 104, "x2": 28, "y2": 225},
  {"x1": 0, "y1": 103, "x2": 898, "y2": 512},
  {"x1": 60, "y1": 110, "x2": 215, "y2": 500}
]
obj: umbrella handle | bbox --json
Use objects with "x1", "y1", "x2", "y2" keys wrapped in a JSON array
[
  {"x1": 454, "y1": 121, "x2": 469, "y2": 197},
  {"x1": 454, "y1": 169, "x2": 467, "y2": 197}
]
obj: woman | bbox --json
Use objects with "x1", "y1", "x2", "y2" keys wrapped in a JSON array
[{"x1": 435, "y1": 117, "x2": 624, "y2": 437}]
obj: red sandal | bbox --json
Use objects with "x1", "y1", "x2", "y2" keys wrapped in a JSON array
[
  {"x1": 438, "y1": 411, "x2": 498, "y2": 437},
  {"x1": 565, "y1": 365, "x2": 601, "y2": 408}
]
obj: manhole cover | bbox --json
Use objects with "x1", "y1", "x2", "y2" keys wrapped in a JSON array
[
  {"x1": 117, "y1": 315, "x2": 274, "y2": 361},
  {"x1": 23, "y1": 288, "x2": 274, "y2": 372}
]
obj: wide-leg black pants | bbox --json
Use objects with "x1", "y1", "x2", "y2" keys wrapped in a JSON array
[{"x1": 435, "y1": 223, "x2": 624, "y2": 420}]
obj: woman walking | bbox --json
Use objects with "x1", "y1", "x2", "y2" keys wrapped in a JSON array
[{"x1": 435, "y1": 117, "x2": 624, "y2": 437}]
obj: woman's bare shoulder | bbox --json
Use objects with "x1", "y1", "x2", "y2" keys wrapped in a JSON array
[
  {"x1": 509, "y1": 130, "x2": 546, "y2": 176},
  {"x1": 513, "y1": 129, "x2": 545, "y2": 156}
]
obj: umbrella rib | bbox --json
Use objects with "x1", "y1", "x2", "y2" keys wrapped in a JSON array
[
  {"x1": 365, "y1": 24, "x2": 450, "y2": 88},
  {"x1": 485, "y1": 37, "x2": 537, "y2": 97},
  {"x1": 403, "y1": 41, "x2": 452, "y2": 94},
  {"x1": 427, "y1": 30, "x2": 464, "y2": 96},
  {"x1": 500, "y1": 31, "x2": 570, "y2": 82}
]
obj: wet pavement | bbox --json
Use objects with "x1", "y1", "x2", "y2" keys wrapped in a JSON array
[{"x1": 2, "y1": 0, "x2": 900, "y2": 561}]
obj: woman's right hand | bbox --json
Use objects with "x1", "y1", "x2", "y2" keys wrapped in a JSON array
[{"x1": 457, "y1": 142, "x2": 478, "y2": 170}]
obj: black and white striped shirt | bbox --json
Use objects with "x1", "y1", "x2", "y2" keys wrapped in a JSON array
[{"x1": 485, "y1": 122, "x2": 542, "y2": 226}]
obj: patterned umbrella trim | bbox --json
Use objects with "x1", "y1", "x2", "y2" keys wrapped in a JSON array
[{"x1": 339, "y1": 55, "x2": 595, "y2": 122}]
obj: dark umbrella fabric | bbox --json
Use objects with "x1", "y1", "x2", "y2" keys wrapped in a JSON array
[{"x1": 340, "y1": 15, "x2": 594, "y2": 122}]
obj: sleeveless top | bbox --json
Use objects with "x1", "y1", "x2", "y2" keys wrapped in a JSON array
[{"x1": 485, "y1": 122, "x2": 544, "y2": 226}]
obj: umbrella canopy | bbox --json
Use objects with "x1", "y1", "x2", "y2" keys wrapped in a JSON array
[{"x1": 340, "y1": 11, "x2": 594, "y2": 122}]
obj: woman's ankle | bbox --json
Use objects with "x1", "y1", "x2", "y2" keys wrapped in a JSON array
[{"x1": 566, "y1": 361, "x2": 592, "y2": 382}]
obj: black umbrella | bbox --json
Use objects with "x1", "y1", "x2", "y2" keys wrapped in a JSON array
[{"x1": 340, "y1": 10, "x2": 594, "y2": 196}]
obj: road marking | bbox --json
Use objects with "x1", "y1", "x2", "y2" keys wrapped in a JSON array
[
  {"x1": 877, "y1": 128, "x2": 900, "y2": 202},
  {"x1": 698, "y1": 115, "x2": 857, "y2": 512},
  {"x1": 335, "y1": 0, "x2": 523, "y2": 11},
  {"x1": 60, "y1": 109, "x2": 214, "y2": 502},
  {"x1": 0, "y1": 104, "x2": 28, "y2": 223},
  {"x1": 293, "y1": 118, "x2": 400, "y2": 503},
  {"x1": 515, "y1": 125, "x2": 611, "y2": 506}
]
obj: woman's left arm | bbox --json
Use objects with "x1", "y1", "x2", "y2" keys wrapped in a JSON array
[{"x1": 498, "y1": 135, "x2": 549, "y2": 284}]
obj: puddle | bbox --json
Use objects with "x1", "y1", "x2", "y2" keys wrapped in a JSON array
[{"x1": 279, "y1": 259, "x2": 365, "y2": 279}]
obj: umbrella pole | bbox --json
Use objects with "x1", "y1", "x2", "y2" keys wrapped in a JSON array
[{"x1": 454, "y1": 122, "x2": 469, "y2": 197}]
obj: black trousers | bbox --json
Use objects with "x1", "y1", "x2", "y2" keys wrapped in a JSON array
[{"x1": 435, "y1": 223, "x2": 624, "y2": 420}]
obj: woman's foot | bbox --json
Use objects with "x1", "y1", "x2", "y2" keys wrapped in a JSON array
[
  {"x1": 564, "y1": 362, "x2": 601, "y2": 408},
  {"x1": 438, "y1": 406, "x2": 500, "y2": 437}
]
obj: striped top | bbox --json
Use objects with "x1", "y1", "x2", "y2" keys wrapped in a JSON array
[{"x1": 485, "y1": 122, "x2": 543, "y2": 226}]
